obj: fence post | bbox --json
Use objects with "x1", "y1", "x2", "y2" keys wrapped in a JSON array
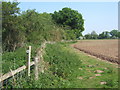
[
  {"x1": 0, "y1": 73, "x2": 2, "y2": 89},
  {"x1": 10, "y1": 69, "x2": 16, "y2": 85},
  {"x1": 35, "y1": 57, "x2": 38, "y2": 80},
  {"x1": 26, "y1": 46, "x2": 31, "y2": 76}
]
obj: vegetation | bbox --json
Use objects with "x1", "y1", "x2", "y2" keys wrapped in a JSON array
[
  {"x1": 2, "y1": 43, "x2": 40, "y2": 74},
  {"x1": 2, "y1": 1, "x2": 118, "y2": 88},
  {"x1": 2, "y1": 2, "x2": 24, "y2": 51},
  {"x1": 110, "y1": 30, "x2": 120, "y2": 39},
  {"x1": 2, "y1": 2, "x2": 62, "y2": 51},
  {"x1": 72, "y1": 47, "x2": 118, "y2": 88},
  {"x1": 2, "y1": 2, "x2": 85, "y2": 52},
  {"x1": 84, "y1": 30, "x2": 119, "y2": 39},
  {"x1": 3, "y1": 42, "x2": 118, "y2": 88},
  {"x1": 84, "y1": 31, "x2": 98, "y2": 39},
  {"x1": 52, "y1": 7, "x2": 84, "y2": 39},
  {"x1": 2, "y1": 1, "x2": 84, "y2": 87}
]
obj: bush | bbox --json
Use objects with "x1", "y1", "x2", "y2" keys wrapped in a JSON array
[
  {"x1": 2, "y1": 43, "x2": 39, "y2": 74},
  {"x1": 42, "y1": 43, "x2": 82, "y2": 87}
]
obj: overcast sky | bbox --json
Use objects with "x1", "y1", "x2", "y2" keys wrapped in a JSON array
[{"x1": 18, "y1": 2, "x2": 118, "y2": 35}]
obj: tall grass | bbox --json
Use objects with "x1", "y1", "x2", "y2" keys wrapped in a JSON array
[
  {"x1": 2, "y1": 43, "x2": 40, "y2": 74},
  {"x1": 3, "y1": 42, "x2": 82, "y2": 88},
  {"x1": 2, "y1": 42, "x2": 118, "y2": 88}
]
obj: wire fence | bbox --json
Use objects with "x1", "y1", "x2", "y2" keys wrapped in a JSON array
[
  {"x1": 2, "y1": 66, "x2": 37, "y2": 88},
  {"x1": 1, "y1": 46, "x2": 40, "y2": 89},
  {"x1": 2, "y1": 69, "x2": 27, "y2": 88},
  {"x1": 0, "y1": 41, "x2": 64, "y2": 89}
]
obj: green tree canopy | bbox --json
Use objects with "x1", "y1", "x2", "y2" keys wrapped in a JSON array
[
  {"x1": 84, "y1": 33, "x2": 91, "y2": 39},
  {"x1": 2, "y1": 1, "x2": 25, "y2": 51},
  {"x1": 52, "y1": 7, "x2": 84, "y2": 38},
  {"x1": 98, "y1": 31, "x2": 110, "y2": 39},
  {"x1": 91, "y1": 31, "x2": 98, "y2": 39},
  {"x1": 20, "y1": 10, "x2": 65, "y2": 43},
  {"x1": 110, "y1": 30, "x2": 118, "y2": 38},
  {"x1": 118, "y1": 30, "x2": 120, "y2": 38},
  {"x1": 84, "y1": 31, "x2": 98, "y2": 39}
]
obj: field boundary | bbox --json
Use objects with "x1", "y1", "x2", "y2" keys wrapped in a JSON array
[
  {"x1": 0, "y1": 40, "x2": 76, "y2": 84},
  {"x1": 0, "y1": 41, "x2": 56, "y2": 83},
  {"x1": 72, "y1": 46, "x2": 118, "y2": 66},
  {"x1": 0, "y1": 61, "x2": 35, "y2": 82},
  {"x1": 73, "y1": 45, "x2": 119, "y2": 64}
]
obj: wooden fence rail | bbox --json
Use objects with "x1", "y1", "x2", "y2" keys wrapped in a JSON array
[
  {"x1": 0, "y1": 61, "x2": 35, "y2": 82},
  {"x1": 0, "y1": 41, "x2": 62, "y2": 83}
]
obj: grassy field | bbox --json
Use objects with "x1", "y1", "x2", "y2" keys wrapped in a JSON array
[
  {"x1": 60, "y1": 42, "x2": 118, "y2": 88},
  {"x1": 70, "y1": 43, "x2": 118, "y2": 88},
  {"x1": 2, "y1": 41, "x2": 118, "y2": 88}
]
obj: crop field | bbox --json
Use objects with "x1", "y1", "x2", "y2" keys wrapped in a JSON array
[{"x1": 72, "y1": 40, "x2": 119, "y2": 64}]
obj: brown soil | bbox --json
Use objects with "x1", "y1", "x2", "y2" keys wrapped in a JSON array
[{"x1": 72, "y1": 40, "x2": 119, "y2": 64}]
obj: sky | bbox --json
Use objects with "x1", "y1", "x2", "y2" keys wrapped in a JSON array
[{"x1": 18, "y1": 2, "x2": 118, "y2": 35}]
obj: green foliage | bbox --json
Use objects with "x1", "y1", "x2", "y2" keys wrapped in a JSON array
[
  {"x1": 52, "y1": 7, "x2": 84, "y2": 38},
  {"x1": 91, "y1": 31, "x2": 98, "y2": 39},
  {"x1": 2, "y1": 48, "x2": 26, "y2": 74},
  {"x1": 84, "y1": 31, "x2": 98, "y2": 39},
  {"x1": 84, "y1": 33, "x2": 91, "y2": 39},
  {"x1": 17, "y1": 10, "x2": 65, "y2": 44},
  {"x1": 52, "y1": 7, "x2": 84, "y2": 30},
  {"x1": 2, "y1": 2, "x2": 86, "y2": 51},
  {"x1": 2, "y1": 1, "x2": 66, "y2": 52},
  {"x1": 98, "y1": 31, "x2": 111, "y2": 39},
  {"x1": 2, "y1": 1, "x2": 26, "y2": 51},
  {"x1": 3, "y1": 42, "x2": 118, "y2": 88},
  {"x1": 118, "y1": 31, "x2": 120, "y2": 38},
  {"x1": 44, "y1": 43, "x2": 81, "y2": 79},
  {"x1": 2, "y1": 2, "x2": 118, "y2": 88},
  {"x1": 85, "y1": 30, "x2": 119, "y2": 40},
  {"x1": 110, "y1": 30, "x2": 118, "y2": 39},
  {"x1": 3, "y1": 42, "x2": 82, "y2": 88},
  {"x1": 2, "y1": 42, "x2": 40, "y2": 74},
  {"x1": 64, "y1": 30, "x2": 76, "y2": 40}
]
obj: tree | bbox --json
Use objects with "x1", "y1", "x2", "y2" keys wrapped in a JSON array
[
  {"x1": 91, "y1": 31, "x2": 98, "y2": 39},
  {"x1": 52, "y1": 7, "x2": 84, "y2": 38},
  {"x1": 84, "y1": 33, "x2": 91, "y2": 39},
  {"x1": 84, "y1": 31, "x2": 98, "y2": 39},
  {"x1": 110, "y1": 30, "x2": 118, "y2": 39},
  {"x1": 118, "y1": 30, "x2": 120, "y2": 39},
  {"x1": 98, "y1": 31, "x2": 110, "y2": 39},
  {"x1": 65, "y1": 30, "x2": 76, "y2": 40},
  {"x1": 2, "y1": 1, "x2": 25, "y2": 51}
]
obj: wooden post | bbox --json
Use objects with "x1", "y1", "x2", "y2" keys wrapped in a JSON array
[
  {"x1": 27, "y1": 46, "x2": 31, "y2": 76},
  {"x1": 0, "y1": 73, "x2": 3, "y2": 88},
  {"x1": 35, "y1": 57, "x2": 38, "y2": 80},
  {"x1": 10, "y1": 69, "x2": 16, "y2": 85}
]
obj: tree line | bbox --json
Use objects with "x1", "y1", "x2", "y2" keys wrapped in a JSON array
[
  {"x1": 2, "y1": 1, "x2": 84, "y2": 52},
  {"x1": 84, "y1": 30, "x2": 120, "y2": 39},
  {"x1": 2, "y1": 1, "x2": 119, "y2": 52}
]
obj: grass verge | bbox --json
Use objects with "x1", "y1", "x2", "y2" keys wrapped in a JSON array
[
  {"x1": 69, "y1": 43, "x2": 118, "y2": 88},
  {"x1": 2, "y1": 41, "x2": 118, "y2": 88}
]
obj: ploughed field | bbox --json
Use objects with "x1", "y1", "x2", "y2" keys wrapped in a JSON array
[{"x1": 73, "y1": 40, "x2": 119, "y2": 64}]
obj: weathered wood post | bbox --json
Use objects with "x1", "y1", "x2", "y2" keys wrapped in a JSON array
[
  {"x1": 10, "y1": 69, "x2": 16, "y2": 85},
  {"x1": 0, "y1": 73, "x2": 3, "y2": 89},
  {"x1": 35, "y1": 57, "x2": 38, "y2": 80},
  {"x1": 26, "y1": 46, "x2": 31, "y2": 76}
]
